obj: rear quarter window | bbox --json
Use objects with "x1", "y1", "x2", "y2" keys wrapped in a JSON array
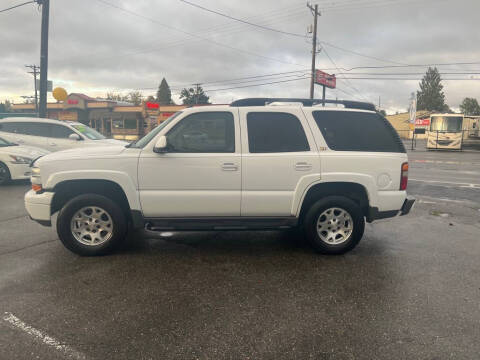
[{"x1": 312, "y1": 111, "x2": 405, "y2": 153}]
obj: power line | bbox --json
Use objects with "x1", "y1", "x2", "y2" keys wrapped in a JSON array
[
  {"x1": 95, "y1": 0, "x2": 307, "y2": 67},
  {"x1": 0, "y1": 0, "x2": 35, "y2": 14},
  {"x1": 319, "y1": 41, "x2": 407, "y2": 65},
  {"x1": 203, "y1": 77, "x2": 311, "y2": 92},
  {"x1": 179, "y1": 0, "x2": 308, "y2": 38}
]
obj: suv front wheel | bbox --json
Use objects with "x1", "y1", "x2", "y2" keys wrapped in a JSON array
[
  {"x1": 56, "y1": 194, "x2": 127, "y2": 256},
  {"x1": 304, "y1": 196, "x2": 365, "y2": 255}
]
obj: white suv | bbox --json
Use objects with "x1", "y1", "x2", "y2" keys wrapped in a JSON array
[
  {"x1": 0, "y1": 117, "x2": 126, "y2": 152},
  {"x1": 24, "y1": 98, "x2": 415, "y2": 256}
]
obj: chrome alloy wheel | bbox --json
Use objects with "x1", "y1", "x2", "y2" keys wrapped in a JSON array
[
  {"x1": 316, "y1": 207, "x2": 353, "y2": 245},
  {"x1": 70, "y1": 206, "x2": 113, "y2": 246}
]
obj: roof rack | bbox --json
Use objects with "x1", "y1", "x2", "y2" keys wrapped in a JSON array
[{"x1": 230, "y1": 98, "x2": 376, "y2": 111}]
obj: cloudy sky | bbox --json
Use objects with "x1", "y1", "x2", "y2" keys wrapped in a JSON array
[{"x1": 1, "y1": 0, "x2": 479, "y2": 113}]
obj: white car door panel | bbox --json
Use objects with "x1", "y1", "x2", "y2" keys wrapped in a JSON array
[
  {"x1": 239, "y1": 108, "x2": 321, "y2": 216},
  {"x1": 138, "y1": 110, "x2": 241, "y2": 217}
]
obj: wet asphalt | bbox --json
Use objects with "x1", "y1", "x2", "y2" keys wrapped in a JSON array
[{"x1": 0, "y1": 149, "x2": 479, "y2": 359}]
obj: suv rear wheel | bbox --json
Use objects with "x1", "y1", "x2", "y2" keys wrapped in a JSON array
[
  {"x1": 304, "y1": 196, "x2": 364, "y2": 255},
  {"x1": 56, "y1": 194, "x2": 127, "y2": 256}
]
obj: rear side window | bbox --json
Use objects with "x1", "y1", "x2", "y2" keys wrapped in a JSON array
[
  {"x1": 247, "y1": 112, "x2": 310, "y2": 153},
  {"x1": 312, "y1": 111, "x2": 405, "y2": 153},
  {"x1": 22, "y1": 122, "x2": 51, "y2": 137},
  {"x1": 0, "y1": 122, "x2": 21, "y2": 133}
]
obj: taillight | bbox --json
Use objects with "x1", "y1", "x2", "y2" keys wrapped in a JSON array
[{"x1": 400, "y1": 162, "x2": 408, "y2": 190}]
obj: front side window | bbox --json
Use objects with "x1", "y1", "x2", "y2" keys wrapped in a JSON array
[
  {"x1": 167, "y1": 112, "x2": 235, "y2": 153},
  {"x1": 312, "y1": 111, "x2": 405, "y2": 153},
  {"x1": 246, "y1": 112, "x2": 310, "y2": 153},
  {"x1": 50, "y1": 124, "x2": 75, "y2": 138}
]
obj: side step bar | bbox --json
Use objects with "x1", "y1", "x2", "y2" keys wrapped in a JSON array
[{"x1": 144, "y1": 217, "x2": 298, "y2": 232}]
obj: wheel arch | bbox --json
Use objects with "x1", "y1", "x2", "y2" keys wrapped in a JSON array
[
  {"x1": 50, "y1": 179, "x2": 134, "y2": 220},
  {"x1": 296, "y1": 181, "x2": 370, "y2": 223}
]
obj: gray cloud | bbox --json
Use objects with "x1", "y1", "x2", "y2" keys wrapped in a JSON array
[{"x1": 1, "y1": 0, "x2": 479, "y2": 113}]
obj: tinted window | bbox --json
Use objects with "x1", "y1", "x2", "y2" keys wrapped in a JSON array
[
  {"x1": 167, "y1": 112, "x2": 235, "y2": 153},
  {"x1": 247, "y1": 112, "x2": 309, "y2": 153},
  {"x1": 0, "y1": 122, "x2": 22, "y2": 133},
  {"x1": 50, "y1": 124, "x2": 75, "y2": 138},
  {"x1": 312, "y1": 111, "x2": 405, "y2": 153},
  {"x1": 9, "y1": 122, "x2": 50, "y2": 137}
]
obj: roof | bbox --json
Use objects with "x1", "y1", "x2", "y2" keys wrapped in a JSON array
[
  {"x1": 0, "y1": 117, "x2": 71, "y2": 125},
  {"x1": 69, "y1": 93, "x2": 96, "y2": 101},
  {"x1": 230, "y1": 98, "x2": 377, "y2": 111}
]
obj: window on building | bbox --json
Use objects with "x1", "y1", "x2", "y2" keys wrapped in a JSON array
[
  {"x1": 167, "y1": 112, "x2": 235, "y2": 153},
  {"x1": 312, "y1": 111, "x2": 405, "y2": 153},
  {"x1": 246, "y1": 112, "x2": 310, "y2": 153}
]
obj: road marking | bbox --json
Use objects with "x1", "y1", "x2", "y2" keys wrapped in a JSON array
[
  {"x1": 409, "y1": 178, "x2": 480, "y2": 188},
  {"x1": 3, "y1": 312, "x2": 87, "y2": 360}
]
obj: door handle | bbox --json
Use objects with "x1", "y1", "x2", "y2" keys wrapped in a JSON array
[
  {"x1": 295, "y1": 162, "x2": 312, "y2": 171},
  {"x1": 49, "y1": 142, "x2": 57, "y2": 146},
  {"x1": 221, "y1": 162, "x2": 238, "y2": 171}
]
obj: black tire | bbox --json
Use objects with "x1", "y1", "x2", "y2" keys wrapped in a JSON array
[
  {"x1": 0, "y1": 162, "x2": 11, "y2": 186},
  {"x1": 56, "y1": 194, "x2": 127, "y2": 256},
  {"x1": 304, "y1": 196, "x2": 365, "y2": 255}
]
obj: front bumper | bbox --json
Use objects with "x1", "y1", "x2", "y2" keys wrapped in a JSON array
[
  {"x1": 8, "y1": 163, "x2": 32, "y2": 181},
  {"x1": 24, "y1": 190, "x2": 54, "y2": 227}
]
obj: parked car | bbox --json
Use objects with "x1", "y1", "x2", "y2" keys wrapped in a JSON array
[
  {"x1": 25, "y1": 98, "x2": 414, "y2": 256},
  {"x1": 0, "y1": 136, "x2": 49, "y2": 185},
  {"x1": 0, "y1": 117, "x2": 127, "y2": 152}
]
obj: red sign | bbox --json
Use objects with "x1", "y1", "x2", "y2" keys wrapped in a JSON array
[
  {"x1": 67, "y1": 99, "x2": 79, "y2": 105},
  {"x1": 315, "y1": 70, "x2": 336, "y2": 89},
  {"x1": 415, "y1": 118, "x2": 430, "y2": 126},
  {"x1": 146, "y1": 102, "x2": 159, "y2": 109}
]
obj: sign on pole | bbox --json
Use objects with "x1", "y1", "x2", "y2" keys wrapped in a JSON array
[
  {"x1": 315, "y1": 70, "x2": 336, "y2": 89},
  {"x1": 36, "y1": 79, "x2": 53, "y2": 92},
  {"x1": 408, "y1": 92, "x2": 417, "y2": 124}
]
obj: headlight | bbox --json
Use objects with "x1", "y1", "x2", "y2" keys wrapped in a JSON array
[
  {"x1": 30, "y1": 167, "x2": 43, "y2": 192},
  {"x1": 9, "y1": 155, "x2": 32, "y2": 164}
]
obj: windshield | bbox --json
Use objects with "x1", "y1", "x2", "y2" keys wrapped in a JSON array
[
  {"x1": 130, "y1": 112, "x2": 182, "y2": 148},
  {"x1": 430, "y1": 116, "x2": 463, "y2": 132},
  {"x1": 71, "y1": 124, "x2": 106, "y2": 140},
  {"x1": 0, "y1": 137, "x2": 14, "y2": 147}
]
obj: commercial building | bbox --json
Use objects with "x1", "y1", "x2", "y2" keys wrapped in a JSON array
[{"x1": 11, "y1": 93, "x2": 186, "y2": 141}]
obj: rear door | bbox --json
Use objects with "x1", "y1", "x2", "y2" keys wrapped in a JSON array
[{"x1": 239, "y1": 108, "x2": 320, "y2": 216}]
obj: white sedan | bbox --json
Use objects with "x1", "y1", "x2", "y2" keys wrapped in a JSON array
[{"x1": 0, "y1": 137, "x2": 49, "y2": 185}]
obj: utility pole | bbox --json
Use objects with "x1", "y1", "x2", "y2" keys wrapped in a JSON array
[
  {"x1": 307, "y1": 3, "x2": 320, "y2": 99},
  {"x1": 25, "y1": 65, "x2": 39, "y2": 114},
  {"x1": 37, "y1": 0, "x2": 49, "y2": 118}
]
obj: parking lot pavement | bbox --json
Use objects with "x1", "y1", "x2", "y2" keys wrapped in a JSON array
[{"x1": 1, "y1": 150, "x2": 479, "y2": 359}]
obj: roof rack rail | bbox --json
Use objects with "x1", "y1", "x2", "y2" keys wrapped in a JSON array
[{"x1": 230, "y1": 98, "x2": 376, "y2": 111}]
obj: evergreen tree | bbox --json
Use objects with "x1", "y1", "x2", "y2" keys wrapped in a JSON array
[
  {"x1": 416, "y1": 67, "x2": 449, "y2": 112},
  {"x1": 156, "y1": 78, "x2": 173, "y2": 105},
  {"x1": 180, "y1": 85, "x2": 210, "y2": 105},
  {"x1": 459, "y1": 97, "x2": 480, "y2": 115}
]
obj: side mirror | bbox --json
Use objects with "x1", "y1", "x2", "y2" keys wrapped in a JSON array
[
  {"x1": 153, "y1": 135, "x2": 168, "y2": 153},
  {"x1": 69, "y1": 133, "x2": 81, "y2": 141}
]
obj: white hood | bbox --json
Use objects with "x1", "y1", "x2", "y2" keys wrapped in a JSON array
[
  {"x1": 0, "y1": 144, "x2": 49, "y2": 159},
  {"x1": 37, "y1": 144, "x2": 128, "y2": 164}
]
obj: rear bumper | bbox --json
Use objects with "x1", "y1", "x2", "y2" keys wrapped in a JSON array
[
  {"x1": 367, "y1": 196, "x2": 415, "y2": 222},
  {"x1": 24, "y1": 190, "x2": 53, "y2": 227},
  {"x1": 400, "y1": 196, "x2": 415, "y2": 216}
]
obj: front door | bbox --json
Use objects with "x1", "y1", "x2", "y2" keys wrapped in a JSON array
[
  {"x1": 239, "y1": 108, "x2": 321, "y2": 216},
  {"x1": 138, "y1": 110, "x2": 241, "y2": 218}
]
